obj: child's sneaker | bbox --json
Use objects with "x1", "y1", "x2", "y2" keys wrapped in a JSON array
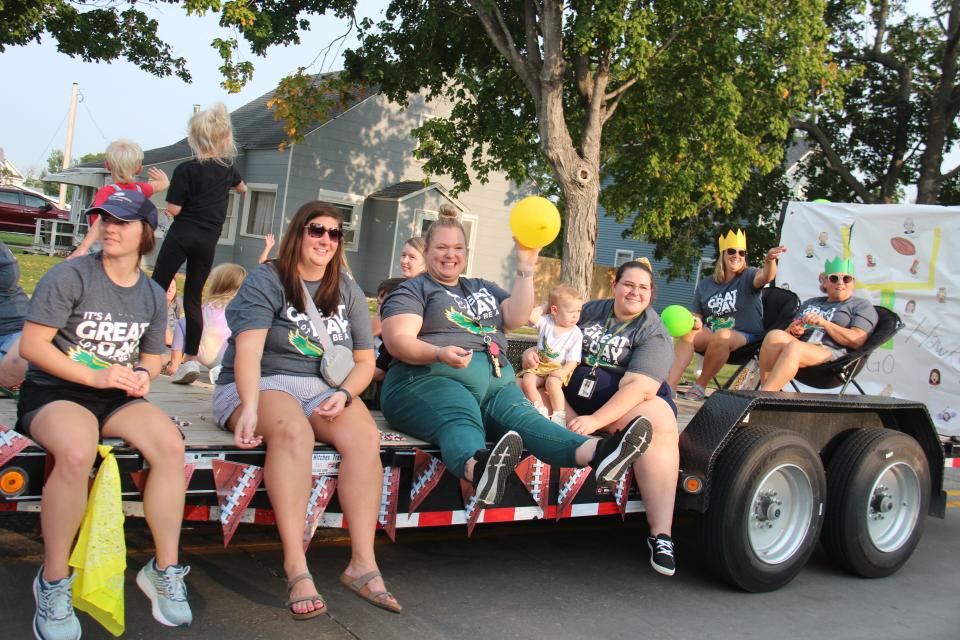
[
  {"x1": 647, "y1": 533, "x2": 677, "y2": 576},
  {"x1": 170, "y1": 360, "x2": 200, "y2": 385},
  {"x1": 472, "y1": 431, "x2": 523, "y2": 507},
  {"x1": 137, "y1": 558, "x2": 193, "y2": 627},
  {"x1": 32, "y1": 567, "x2": 81, "y2": 640},
  {"x1": 550, "y1": 410, "x2": 567, "y2": 426},
  {"x1": 681, "y1": 383, "x2": 706, "y2": 401},
  {"x1": 591, "y1": 416, "x2": 653, "y2": 486},
  {"x1": 534, "y1": 403, "x2": 549, "y2": 418}
]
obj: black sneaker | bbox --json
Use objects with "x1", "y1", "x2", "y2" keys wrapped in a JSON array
[
  {"x1": 591, "y1": 416, "x2": 653, "y2": 486},
  {"x1": 647, "y1": 533, "x2": 676, "y2": 576},
  {"x1": 473, "y1": 431, "x2": 523, "y2": 507}
]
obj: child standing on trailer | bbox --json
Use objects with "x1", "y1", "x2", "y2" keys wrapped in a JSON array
[
  {"x1": 17, "y1": 191, "x2": 193, "y2": 638},
  {"x1": 519, "y1": 284, "x2": 583, "y2": 426},
  {"x1": 69, "y1": 138, "x2": 170, "y2": 259},
  {"x1": 151, "y1": 103, "x2": 246, "y2": 385}
]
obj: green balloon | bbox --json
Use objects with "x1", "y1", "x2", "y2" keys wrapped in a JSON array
[
  {"x1": 661, "y1": 305, "x2": 695, "y2": 338},
  {"x1": 812, "y1": 198, "x2": 831, "y2": 203}
]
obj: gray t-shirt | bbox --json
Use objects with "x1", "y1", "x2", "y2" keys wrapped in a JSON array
[
  {"x1": 692, "y1": 267, "x2": 764, "y2": 335},
  {"x1": 218, "y1": 264, "x2": 374, "y2": 384},
  {"x1": 0, "y1": 241, "x2": 28, "y2": 336},
  {"x1": 578, "y1": 299, "x2": 675, "y2": 381},
  {"x1": 25, "y1": 254, "x2": 166, "y2": 387},
  {"x1": 380, "y1": 273, "x2": 511, "y2": 354},
  {"x1": 797, "y1": 295, "x2": 878, "y2": 353}
]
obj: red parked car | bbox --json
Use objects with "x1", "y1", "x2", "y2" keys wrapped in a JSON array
[{"x1": 0, "y1": 186, "x2": 70, "y2": 234}]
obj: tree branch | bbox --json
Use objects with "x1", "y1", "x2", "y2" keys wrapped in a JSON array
[
  {"x1": 467, "y1": 0, "x2": 540, "y2": 99},
  {"x1": 790, "y1": 119, "x2": 877, "y2": 203},
  {"x1": 575, "y1": 54, "x2": 595, "y2": 102},
  {"x1": 940, "y1": 162, "x2": 960, "y2": 183},
  {"x1": 524, "y1": 0, "x2": 542, "y2": 71}
]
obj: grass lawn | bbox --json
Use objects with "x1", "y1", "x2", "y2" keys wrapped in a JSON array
[{"x1": 0, "y1": 232, "x2": 34, "y2": 248}]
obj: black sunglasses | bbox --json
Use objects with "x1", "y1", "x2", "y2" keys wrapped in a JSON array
[
  {"x1": 303, "y1": 223, "x2": 343, "y2": 241},
  {"x1": 725, "y1": 248, "x2": 746, "y2": 257},
  {"x1": 828, "y1": 274, "x2": 855, "y2": 284}
]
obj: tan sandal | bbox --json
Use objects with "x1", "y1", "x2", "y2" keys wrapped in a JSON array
[
  {"x1": 285, "y1": 572, "x2": 326, "y2": 620},
  {"x1": 339, "y1": 571, "x2": 402, "y2": 614}
]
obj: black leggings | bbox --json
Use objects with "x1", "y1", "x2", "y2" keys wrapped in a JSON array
[{"x1": 151, "y1": 224, "x2": 218, "y2": 356}]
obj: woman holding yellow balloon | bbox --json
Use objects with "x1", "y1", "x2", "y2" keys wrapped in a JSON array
[
  {"x1": 665, "y1": 229, "x2": 785, "y2": 400},
  {"x1": 380, "y1": 202, "x2": 652, "y2": 510}
]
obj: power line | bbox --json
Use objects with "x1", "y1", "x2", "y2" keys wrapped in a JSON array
[
  {"x1": 33, "y1": 111, "x2": 69, "y2": 171},
  {"x1": 79, "y1": 90, "x2": 110, "y2": 144}
]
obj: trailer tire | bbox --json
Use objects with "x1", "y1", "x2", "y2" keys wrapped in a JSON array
[
  {"x1": 700, "y1": 426, "x2": 825, "y2": 592},
  {"x1": 822, "y1": 428, "x2": 929, "y2": 578}
]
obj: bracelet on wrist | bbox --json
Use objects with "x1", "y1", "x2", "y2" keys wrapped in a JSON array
[
  {"x1": 133, "y1": 366, "x2": 150, "y2": 375},
  {"x1": 334, "y1": 387, "x2": 353, "y2": 406}
]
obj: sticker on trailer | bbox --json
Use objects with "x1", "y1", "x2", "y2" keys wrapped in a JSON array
[
  {"x1": 184, "y1": 452, "x2": 226, "y2": 469},
  {"x1": 312, "y1": 452, "x2": 341, "y2": 476}
]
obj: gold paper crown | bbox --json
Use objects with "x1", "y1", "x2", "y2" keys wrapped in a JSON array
[{"x1": 718, "y1": 229, "x2": 747, "y2": 252}]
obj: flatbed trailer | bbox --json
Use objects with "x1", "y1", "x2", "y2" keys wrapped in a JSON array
[{"x1": 1, "y1": 359, "x2": 954, "y2": 592}]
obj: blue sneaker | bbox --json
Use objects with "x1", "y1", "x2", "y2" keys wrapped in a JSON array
[
  {"x1": 32, "y1": 567, "x2": 81, "y2": 640},
  {"x1": 136, "y1": 558, "x2": 192, "y2": 627}
]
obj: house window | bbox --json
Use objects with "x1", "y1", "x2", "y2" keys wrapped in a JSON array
[
  {"x1": 415, "y1": 207, "x2": 478, "y2": 276},
  {"x1": 218, "y1": 190, "x2": 241, "y2": 245},
  {"x1": 614, "y1": 249, "x2": 634, "y2": 267},
  {"x1": 240, "y1": 184, "x2": 278, "y2": 239},
  {"x1": 316, "y1": 188, "x2": 363, "y2": 251}
]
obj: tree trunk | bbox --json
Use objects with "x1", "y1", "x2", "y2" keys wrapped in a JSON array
[{"x1": 558, "y1": 174, "x2": 600, "y2": 297}]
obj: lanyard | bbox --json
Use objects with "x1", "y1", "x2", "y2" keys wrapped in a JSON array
[
  {"x1": 454, "y1": 277, "x2": 499, "y2": 345},
  {"x1": 586, "y1": 308, "x2": 634, "y2": 372}
]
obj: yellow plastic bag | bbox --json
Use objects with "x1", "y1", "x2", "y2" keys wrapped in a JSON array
[{"x1": 69, "y1": 444, "x2": 126, "y2": 636}]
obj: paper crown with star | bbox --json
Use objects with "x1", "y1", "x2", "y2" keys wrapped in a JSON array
[
  {"x1": 824, "y1": 257, "x2": 855, "y2": 275},
  {"x1": 718, "y1": 229, "x2": 747, "y2": 252}
]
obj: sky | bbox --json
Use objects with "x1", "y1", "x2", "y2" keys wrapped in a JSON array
[{"x1": 0, "y1": 0, "x2": 950, "y2": 189}]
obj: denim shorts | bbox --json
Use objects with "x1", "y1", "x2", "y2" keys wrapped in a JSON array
[
  {"x1": 0, "y1": 330, "x2": 21, "y2": 359},
  {"x1": 212, "y1": 374, "x2": 336, "y2": 429}
]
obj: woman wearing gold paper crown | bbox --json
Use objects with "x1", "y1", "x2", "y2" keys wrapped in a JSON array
[
  {"x1": 666, "y1": 229, "x2": 786, "y2": 400},
  {"x1": 758, "y1": 257, "x2": 878, "y2": 391},
  {"x1": 16, "y1": 191, "x2": 192, "y2": 638}
]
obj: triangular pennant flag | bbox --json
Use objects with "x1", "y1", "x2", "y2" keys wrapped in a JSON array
[
  {"x1": 0, "y1": 425, "x2": 32, "y2": 467},
  {"x1": 514, "y1": 455, "x2": 550, "y2": 517},
  {"x1": 409, "y1": 449, "x2": 446, "y2": 515},
  {"x1": 377, "y1": 466, "x2": 401, "y2": 542},
  {"x1": 212, "y1": 460, "x2": 263, "y2": 547},
  {"x1": 613, "y1": 467, "x2": 634, "y2": 520},
  {"x1": 303, "y1": 475, "x2": 338, "y2": 551},
  {"x1": 459, "y1": 479, "x2": 482, "y2": 537},
  {"x1": 556, "y1": 467, "x2": 591, "y2": 521},
  {"x1": 129, "y1": 463, "x2": 196, "y2": 498}
]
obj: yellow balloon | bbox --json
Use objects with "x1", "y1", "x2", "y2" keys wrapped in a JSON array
[{"x1": 509, "y1": 196, "x2": 561, "y2": 249}]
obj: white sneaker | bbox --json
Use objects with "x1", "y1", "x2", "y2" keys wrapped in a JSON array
[
  {"x1": 208, "y1": 365, "x2": 222, "y2": 385},
  {"x1": 550, "y1": 411, "x2": 567, "y2": 426},
  {"x1": 535, "y1": 403, "x2": 549, "y2": 418},
  {"x1": 170, "y1": 360, "x2": 200, "y2": 385}
]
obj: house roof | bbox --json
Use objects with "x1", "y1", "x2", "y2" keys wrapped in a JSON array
[
  {"x1": 79, "y1": 74, "x2": 379, "y2": 168},
  {"x1": 368, "y1": 181, "x2": 434, "y2": 200}
]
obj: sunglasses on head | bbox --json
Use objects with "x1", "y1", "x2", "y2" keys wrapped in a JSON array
[
  {"x1": 303, "y1": 223, "x2": 342, "y2": 241},
  {"x1": 725, "y1": 248, "x2": 746, "y2": 257},
  {"x1": 828, "y1": 274, "x2": 854, "y2": 284}
]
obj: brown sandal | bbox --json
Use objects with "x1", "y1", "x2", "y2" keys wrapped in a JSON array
[
  {"x1": 339, "y1": 571, "x2": 402, "y2": 614},
  {"x1": 285, "y1": 572, "x2": 326, "y2": 620}
]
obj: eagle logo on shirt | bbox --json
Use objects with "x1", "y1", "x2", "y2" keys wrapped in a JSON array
[
  {"x1": 444, "y1": 308, "x2": 498, "y2": 336},
  {"x1": 538, "y1": 336, "x2": 560, "y2": 361},
  {"x1": 288, "y1": 330, "x2": 325, "y2": 358},
  {"x1": 68, "y1": 346, "x2": 113, "y2": 370}
]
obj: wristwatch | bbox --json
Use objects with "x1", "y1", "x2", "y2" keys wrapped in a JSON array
[
  {"x1": 516, "y1": 269, "x2": 534, "y2": 278},
  {"x1": 334, "y1": 387, "x2": 353, "y2": 406}
]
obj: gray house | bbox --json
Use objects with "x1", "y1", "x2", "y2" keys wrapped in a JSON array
[{"x1": 50, "y1": 81, "x2": 527, "y2": 294}]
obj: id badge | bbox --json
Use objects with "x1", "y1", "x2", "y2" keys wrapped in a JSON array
[{"x1": 577, "y1": 376, "x2": 596, "y2": 398}]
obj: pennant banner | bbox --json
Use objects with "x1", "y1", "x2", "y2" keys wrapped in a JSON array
[
  {"x1": 409, "y1": 449, "x2": 446, "y2": 515},
  {"x1": 613, "y1": 468, "x2": 634, "y2": 520},
  {"x1": 514, "y1": 455, "x2": 550, "y2": 517},
  {"x1": 0, "y1": 425, "x2": 32, "y2": 468},
  {"x1": 377, "y1": 466, "x2": 401, "y2": 542},
  {"x1": 303, "y1": 475, "x2": 337, "y2": 550},
  {"x1": 459, "y1": 479, "x2": 482, "y2": 537},
  {"x1": 212, "y1": 460, "x2": 263, "y2": 548},
  {"x1": 556, "y1": 467, "x2": 591, "y2": 521},
  {"x1": 129, "y1": 463, "x2": 196, "y2": 497}
]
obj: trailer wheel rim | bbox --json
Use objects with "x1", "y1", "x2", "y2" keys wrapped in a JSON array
[
  {"x1": 747, "y1": 463, "x2": 814, "y2": 565},
  {"x1": 866, "y1": 461, "x2": 921, "y2": 553}
]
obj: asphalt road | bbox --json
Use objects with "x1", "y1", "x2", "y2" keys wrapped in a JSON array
[{"x1": 1, "y1": 508, "x2": 958, "y2": 640}]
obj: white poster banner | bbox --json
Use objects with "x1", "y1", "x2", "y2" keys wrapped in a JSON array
[{"x1": 777, "y1": 202, "x2": 960, "y2": 436}]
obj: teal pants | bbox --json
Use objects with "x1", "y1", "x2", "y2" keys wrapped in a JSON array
[{"x1": 381, "y1": 356, "x2": 589, "y2": 478}]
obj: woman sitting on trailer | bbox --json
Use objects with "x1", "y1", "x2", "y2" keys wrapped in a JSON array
[
  {"x1": 521, "y1": 258, "x2": 681, "y2": 577},
  {"x1": 0, "y1": 239, "x2": 30, "y2": 388},
  {"x1": 17, "y1": 191, "x2": 193, "y2": 638},
  {"x1": 213, "y1": 201, "x2": 401, "y2": 617},
  {"x1": 379, "y1": 207, "x2": 652, "y2": 513},
  {"x1": 758, "y1": 257, "x2": 877, "y2": 391}
]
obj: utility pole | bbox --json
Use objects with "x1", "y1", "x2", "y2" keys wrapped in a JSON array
[{"x1": 59, "y1": 83, "x2": 79, "y2": 208}]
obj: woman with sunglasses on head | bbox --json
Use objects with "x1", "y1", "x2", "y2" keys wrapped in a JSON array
[
  {"x1": 758, "y1": 257, "x2": 877, "y2": 391},
  {"x1": 213, "y1": 201, "x2": 400, "y2": 618},
  {"x1": 17, "y1": 192, "x2": 193, "y2": 638},
  {"x1": 665, "y1": 229, "x2": 786, "y2": 400}
]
